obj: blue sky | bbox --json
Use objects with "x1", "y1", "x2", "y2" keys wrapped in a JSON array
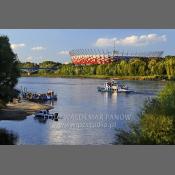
[{"x1": 0, "y1": 29, "x2": 174, "y2": 63}]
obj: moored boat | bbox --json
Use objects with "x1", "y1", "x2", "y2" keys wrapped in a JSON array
[
  {"x1": 34, "y1": 110, "x2": 59, "y2": 120},
  {"x1": 21, "y1": 88, "x2": 57, "y2": 102}
]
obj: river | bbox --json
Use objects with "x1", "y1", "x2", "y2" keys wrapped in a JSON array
[{"x1": 0, "y1": 77, "x2": 166, "y2": 145}]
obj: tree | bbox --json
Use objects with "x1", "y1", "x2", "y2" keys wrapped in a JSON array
[
  {"x1": 19, "y1": 62, "x2": 38, "y2": 69},
  {"x1": 165, "y1": 57, "x2": 175, "y2": 79},
  {"x1": 0, "y1": 36, "x2": 20, "y2": 105},
  {"x1": 39, "y1": 61, "x2": 61, "y2": 69},
  {"x1": 155, "y1": 61, "x2": 166, "y2": 76},
  {"x1": 96, "y1": 64, "x2": 106, "y2": 75},
  {"x1": 148, "y1": 59, "x2": 157, "y2": 75},
  {"x1": 118, "y1": 60, "x2": 128, "y2": 76},
  {"x1": 128, "y1": 58, "x2": 146, "y2": 76},
  {"x1": 115, "y1": 83, "x2": 175, "y2": 145}
]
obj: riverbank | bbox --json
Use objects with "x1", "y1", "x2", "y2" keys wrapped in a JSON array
[
  {"x1": 0, "y1": 101, "x2": 53, "y2": 120},
  {"x1": 115, "y1": 82, "x2": 175, "y2": 145},
  {"x1": 21, "y1": 73, "x2": 168, "y2": 81}
]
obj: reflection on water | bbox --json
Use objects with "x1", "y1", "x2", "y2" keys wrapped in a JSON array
[
  {"x1": 34, "y1": 116, "x2": 47, "y2": 124},
  {"x1": 0, "y1": 78, "x2": 166, "y2": 145},
  {"x1": 103, "y1": 92, "x2": 118, "y2": 105},
  {"x1": 0, "y1": 128, "x2": 18, "y2": 145},
  {"x1": 41, "y1": 100, "x2": 58, "y2": 107}
]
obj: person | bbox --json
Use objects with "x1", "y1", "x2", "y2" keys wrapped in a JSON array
[
  {"x1": 50, "y1": 90, "x2": 54, "y2": 97},
  {"x1": 47, "y1": 89, "x2": 51, "y2": 95},
  {"x1": 111, "y1": 79, "x2": 114, "y2": 84},
  {"x1": 18, "y1": 96, "x2": 21, "y2": 103}
]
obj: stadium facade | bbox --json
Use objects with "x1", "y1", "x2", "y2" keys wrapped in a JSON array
[{"x1": 69, "y1": 49, "x2": 164, "y2": 65}]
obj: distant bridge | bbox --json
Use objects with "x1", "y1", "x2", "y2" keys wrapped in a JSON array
[{"x1": 20, "y1": 67, "x2": 58, "y2": 75}]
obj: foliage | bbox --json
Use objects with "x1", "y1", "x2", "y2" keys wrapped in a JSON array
[
  {"x1": 41, "y1": 57, "x2": 175, "y2": 79},
  {"x1": 19, "y1": 56, "x2": 175, "y2": 80},
  {"x1": 115, "y1": 83, "x2": 175, "y2": 145},
  {"x1": 39, "y1": 61, "x2": 61, "y2": 69},
  {"x1": 19, "y1": 62, "x2": 38, "y2": 69},
  {"x1": 0, "y1": 129, "x2": 18, "y2": 145},
  {"x1": 0, "y1": 36, "x2": 20, "y2": 104},
  {"x1": 164, "y1": 57, "x2": 175, "y2": 80}
]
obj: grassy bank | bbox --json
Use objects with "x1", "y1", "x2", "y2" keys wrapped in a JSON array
[
  {"x1": 0, "y1": 101, "x2": 53, "y2": 120},
  {"x1": 115, "y1": 82, "x2": 175, "y2": 145}
]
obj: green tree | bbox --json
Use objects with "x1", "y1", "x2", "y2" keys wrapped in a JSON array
[
  {"x1": 39, "y1": 61, "x2": 61, "y2": 69},
  {"x1": 165, "y1": 57, "x2": 175, "y2": 79},
  {"x1": 154, "y1": 61, "x2": 165, "y2": 76},
  {"x1": 19, "y1": 62, "x2": 38, "y2": 69},
  {"x1": 118, "y1": 60, "x2": 129, "y2": 76},
  {"x1": 0, "y1": 36, "x2": 20, "y2": 105},
  {"x1": 96, "y1": 64, "x2": 106, "y2": 75},
  {"x1": 115, "y1": 83, "x2": 175, "y2": 145},
  {"x1": 128, "y1": 58, "x2": 146, "y2": 76},
  {"x1": 148, "y1": 59, "x2": 157, "y2": 75}
]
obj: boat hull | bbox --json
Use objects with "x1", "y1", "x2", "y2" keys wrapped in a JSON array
[{"x1": 97, "y1": 87, "x2": 133, "y2": 93}]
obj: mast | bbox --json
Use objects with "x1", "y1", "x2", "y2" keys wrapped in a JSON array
[
  {"x1": 113, "y1": 39, "x2": 116, "y2": 57},
  {"x1": 113, "y1": 39, "x2": 118, "y2": 57}
]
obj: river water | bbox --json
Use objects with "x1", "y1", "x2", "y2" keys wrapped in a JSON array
[{"x1": 0, "y1": 77, "x2": 166, "y2": 145}]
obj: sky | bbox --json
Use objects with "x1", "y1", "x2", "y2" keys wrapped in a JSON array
[{"x1": 0, "y1": 29, "x2": 175, "y2": 63}]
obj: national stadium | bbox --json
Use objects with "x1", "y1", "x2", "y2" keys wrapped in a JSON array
[{"x1": 69, "y1": 49, "x2": 164, "y2": 65}]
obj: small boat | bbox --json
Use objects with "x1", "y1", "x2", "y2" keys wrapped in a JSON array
[
  {"x1": 97, "y1": 80, "x2": 133, "y2": 93},
  {"x1": 34, "y1": 110, "x2": 58, "y2": 119}
]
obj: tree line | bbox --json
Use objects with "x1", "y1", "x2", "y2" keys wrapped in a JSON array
[
  {"x1": 57, "y1": 57, "x2": 175, "y2": 79},
  {"x1": 20, "y1": 56, "x2": 175, "y2": 79}
]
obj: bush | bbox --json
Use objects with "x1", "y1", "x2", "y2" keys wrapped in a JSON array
[
  {"x1": 0, "y1": 129, "x2": 18, "y2": 145},
  {"x1": 115, "y1": 83, "x2": 175, "y2": 145}
]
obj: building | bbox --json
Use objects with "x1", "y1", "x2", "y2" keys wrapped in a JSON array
[{"x1": 69, "y1": 49, "x2": 164, "y2": 65}]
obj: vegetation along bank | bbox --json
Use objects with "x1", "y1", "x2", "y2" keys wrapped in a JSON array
[{"x1": 19, "y1": 56, "x2": 175, "y2": 80}]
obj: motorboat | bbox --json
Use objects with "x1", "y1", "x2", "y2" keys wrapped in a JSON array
[
  {"x1": 34, "y1": 110, "x2": 58, "y2": 119},
  {"x1": 97, "y1": 80, "x2": 133, "y2": 93}
]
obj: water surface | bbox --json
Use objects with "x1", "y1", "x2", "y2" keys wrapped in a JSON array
[{"x1": 0, "y1": 77, "x2": 166, "y2": 145}]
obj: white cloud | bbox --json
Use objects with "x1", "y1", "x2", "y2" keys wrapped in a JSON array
[
  {"x1": 23, "y1": 56, "x2": 44, "y2": 63},
  {"x1": 95, "y1": 34, "x2": 167, "y2": 47},
  {"x1": 31, "y1": 46, "x2": 46, "y2": 51},
  {"x1": 11, "y1": 43, "x2": 26, "y2": 49},
  {"x1": 64, "y1": 61, "x2": 70, "y2": 65},
  {"x1": 58, "y1": 50, "x2": 69, "y2": 55},
  {"x1": 25, "y1": 56, "x2": 33, "y2": 62},
  {"x1": 95, "y1": 37, "x2": 117, "y2": 47}
]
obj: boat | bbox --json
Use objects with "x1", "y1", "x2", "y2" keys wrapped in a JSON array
[
  {"x1": 21, "y1": 88, "x2": 57, "y2": 102},
  {"x1": 97, "y1": 80, "x2": 133, "y2": 93},
  {"x1": 34, "y1": 110, "x2": 58, "y2": 120}
]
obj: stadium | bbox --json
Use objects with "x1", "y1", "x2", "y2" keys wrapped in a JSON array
[{"x1": 69, "y1": 49, "x2": 164, "y2": 65}]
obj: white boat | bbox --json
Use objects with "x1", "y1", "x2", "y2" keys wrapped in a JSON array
[
  {"x1": 97, "y1": 80, "x2": 133, "y2": 93},
  {"x1": 117, "y1": 87, "x2": 133, "y2": 93},
  {"x1": 34, "y1": 110, "x2": 58, "y2": 119}
]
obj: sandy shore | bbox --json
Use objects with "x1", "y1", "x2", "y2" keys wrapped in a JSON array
[{"x1": 0, "y1": 101, "x2": 53, "y2": 120}]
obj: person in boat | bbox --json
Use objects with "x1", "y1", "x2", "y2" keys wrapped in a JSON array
[
  {"x1": 122, "y1": 84, "x2": 128, "y2": 89},
  {"x1": 47, "y1": 89, "x2": 54, "y2": 98},
  {"x1": 107, "y1": 82, "x2": 111, "y2": 87}
]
